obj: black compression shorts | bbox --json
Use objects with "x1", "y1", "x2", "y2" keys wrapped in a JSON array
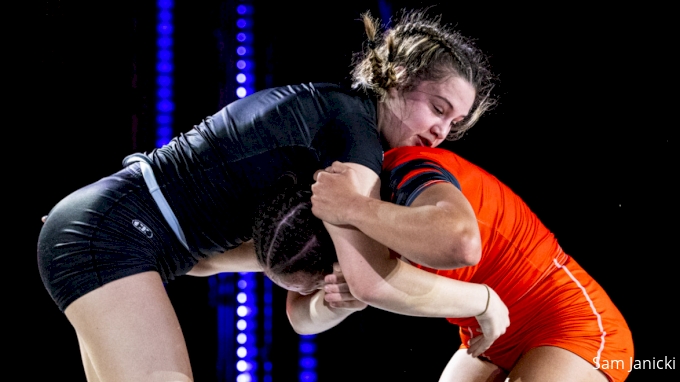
[{"x1": 37, "y1": 163, "x2": 196, "y2": 312}]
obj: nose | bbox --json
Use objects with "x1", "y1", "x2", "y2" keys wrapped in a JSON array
[{"x1": 430, "y1": 123, "x2": 449, "y2": 144}]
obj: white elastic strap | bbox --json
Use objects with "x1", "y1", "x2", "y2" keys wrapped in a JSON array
[{"x1": 130, "y1": 158, "x2": 189, "y2": 251}]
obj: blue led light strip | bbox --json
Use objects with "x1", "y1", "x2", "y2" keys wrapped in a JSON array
[
  {"x1": 234, "y1": 2, "x2": 255, "y2": 99},
  {"x1": 262, "y1": 276, "x2": 273, "y2": 382},
  {"x1": 155, "y1": 0, "x2": 174, "y2": 147},
  {"x1": 236, "y1": 272, "x2": 258, "y2": 382},
  {"x1": 299, "y1": 334, "x2": 318, "y2": 382},
  {"x1": 234, "y1": 2, "x2": 259, "y2": 378},
  {"x1": 210, "y1": 273, "x2": 236, "y2": 380}
]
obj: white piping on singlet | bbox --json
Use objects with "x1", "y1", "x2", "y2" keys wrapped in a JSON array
[
  {"x1": 127, "y1": 157, "x2": 189, "y2": 251},
  {"x1": 553, "y1": 258, "x2": 606, "y2": 365}
]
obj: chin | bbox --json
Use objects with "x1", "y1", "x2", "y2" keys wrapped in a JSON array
[{"x1": 397, "y1": 140, "x2": 418, "y2": 148}]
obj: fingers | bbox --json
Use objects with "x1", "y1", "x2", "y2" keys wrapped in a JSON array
[
  {"x1": 323, "y1": 282, "x2": 350, "y2": 294},
  {"x1": 325, "y1": 262, "x2": 345, "y2": 283},
  {"x1": 327, "y1": 300, "x2": 367, "y2": 310},
  {"x1": 323, "y1": 284, "x2": 357, "y2": 307},
  {"x1": 323, "y1": 290, "x2": 354, "y2": 303},
  {"x1": 323, "y1": 262, "x2": 356, "y2": 304},
  {"x1": 41, "y1": 215, "x2": 48, "y2": 223},
  {"x1": 313, "y1": 162, "x2": 350, "y2": 180},
  {"x1": 467, "y1": 335, "x2": 491, "y2": 358}
]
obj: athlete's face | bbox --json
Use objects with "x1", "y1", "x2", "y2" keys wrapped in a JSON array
[
  {"x1": 379, "y1": 76, "x2": 476, "y2": 149},
  {"x1": 269, "y1": 271, "x2": 326, "y2": 295}
]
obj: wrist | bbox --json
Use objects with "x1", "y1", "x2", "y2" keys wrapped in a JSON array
[
  {"x1": 343, "y1": 194, "x2": 372, "y2": 226},
  {"x1": 476, "y1": 284, "x2": 490, "y2": 317}
]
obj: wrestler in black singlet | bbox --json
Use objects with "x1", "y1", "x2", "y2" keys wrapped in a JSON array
[{"x1": 38, "y1": 83, "x2": 382, "y2": 311}]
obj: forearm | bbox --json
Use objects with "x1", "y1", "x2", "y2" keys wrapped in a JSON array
[
  {"x1": 365, "y1": 259, "x2": 488, "y2": 318},
  {"x1": 286, "y1": 291, "x2": 355, "y2": 334},
  {"x1": 344, "y1": 190, "x2": 480, "y2": 268},
  {"x1": 327, "y1": 223, "x2": 487, "y2": 318}
]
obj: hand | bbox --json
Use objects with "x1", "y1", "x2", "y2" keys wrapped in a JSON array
[
  {"x1": 310, "y1": 162, "x2": 367, "y2": 225},
  {"x1": 468, "y1": 285, "x2": 510, "y2": 358},
  {"x1": 42, "y1": 215, "x2": 48, "y2": 223},
  {"x1": 323, "y1": 262, "x2": 367, "y2": 312}
]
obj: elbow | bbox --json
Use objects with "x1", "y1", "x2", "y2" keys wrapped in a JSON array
[
  {"x1": 444, "y1": 221, "x2": 482, "y2": 268},
  {"x1": 423, "y1": 228, "x2": 482, "y2": 269},
  {"x1": 185, "y1": 262, "x2": 214, "y2": 277},
  {"x1": 285, "y1": 308, "x2": 323, "y2": 336},
  {"x1": 288, "y1": 321, "x2": 319, "y2": 336},
  {"x1": 455, "y1": 232, "x2": 482, "y2": 266}
]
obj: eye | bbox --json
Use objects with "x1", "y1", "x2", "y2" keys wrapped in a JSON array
[
  {"x1": 450, "y1": 117, "x2": 466, "y2": 127},
  {"x1": 432, "y1": 104, "x2": 444, "y2": 115}
]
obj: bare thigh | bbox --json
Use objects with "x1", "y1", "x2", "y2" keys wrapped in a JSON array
[
  {"x1": 65, "y1": 271, "x2": 193, "y2": 382},
  {"x1": 77, "y1": 335, "x2": 101, "y2": 382},
  {"x1": 439, "y1": 349, "x2": 508, "y2": 382},
  {"x1": 508, "y1": 346, "x2": 608, "y2": 382}
]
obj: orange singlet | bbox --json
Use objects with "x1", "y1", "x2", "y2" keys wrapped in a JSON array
[{"x1": 382, "y1": 146, "x2": 633, "y2": 382}]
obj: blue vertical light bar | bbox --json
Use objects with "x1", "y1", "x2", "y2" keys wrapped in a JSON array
[
  {"x1": 233, "y1": 2, "x2": 268, "y2": 381},
  {"x1": 212, "y1": 1, "x2": 273, "y2": 381},
  {"x1": 210, "y1": 273, "x2": 236, "y2": 380},
  {"x1": 299, "y1": 335, "x2": 317, "y2": 382},
  {"x1": 234, "y1": 2, "x2": 255, "y2": 99},
  {"x1": 155, "y1": 0, "x2": 174, "y2": 147},
  {"x1": 262, "y1": 276, "x2": 273, "y2": 382},
  {"x1": 236, "y1": 272, "x2": 258, "y2": 382}
]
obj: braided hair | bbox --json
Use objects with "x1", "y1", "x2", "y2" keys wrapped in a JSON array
[
  {"x1": 351, "y1": 9, "x2": 496, "y2": 140},
  {"x1": 253, "y1": 184, "x2": 336, "y2": 280}
]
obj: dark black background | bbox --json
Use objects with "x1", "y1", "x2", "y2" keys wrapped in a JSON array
[{"x1": 24, "y1": 0, "x2": 673, "y2": 380}]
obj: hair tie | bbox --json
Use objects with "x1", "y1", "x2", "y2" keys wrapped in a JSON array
[
  {"x1": 367, "y1": 40, "x2": 377, "y2": 50},
  {"x1": 477, "y1": 284, "x2": 491, "y2": 316}
]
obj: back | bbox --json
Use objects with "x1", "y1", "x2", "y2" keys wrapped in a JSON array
[{"x1": 144, "y1": 83, "x2": 382, "y2": 254}]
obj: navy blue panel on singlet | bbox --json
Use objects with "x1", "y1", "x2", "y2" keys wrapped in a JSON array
[
  {"x1": 143, "y1": 83, "x2": 381, "y2": 253},
  {"x1": 381, "y1": 159, "x2": 461, "y2": 207}
]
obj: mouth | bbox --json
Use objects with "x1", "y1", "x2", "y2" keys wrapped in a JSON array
[{"x1": 417, "y1": 136, "x2": 432, "y2": 147}]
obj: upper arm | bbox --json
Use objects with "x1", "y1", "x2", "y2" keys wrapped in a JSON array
[
  {"x1": 339, "y1": 162, "x2": 381, "y2": 198},
  {"x1": 409, "y1": 182, "x2": 481, "y2": 267},
  {"x1": 411, "y1": 181, "x2": 477, "y2": 223},
  {"x1": 186, "y1": 240, "x2": 262, "y2": 276},
  {"x1": 382, "y1": 153, "x2": 481, "y2": 267}
]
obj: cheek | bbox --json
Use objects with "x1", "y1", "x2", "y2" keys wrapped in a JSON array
[{"x1": 410, "y1": 114, "x2": 434, "y2": 134}]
